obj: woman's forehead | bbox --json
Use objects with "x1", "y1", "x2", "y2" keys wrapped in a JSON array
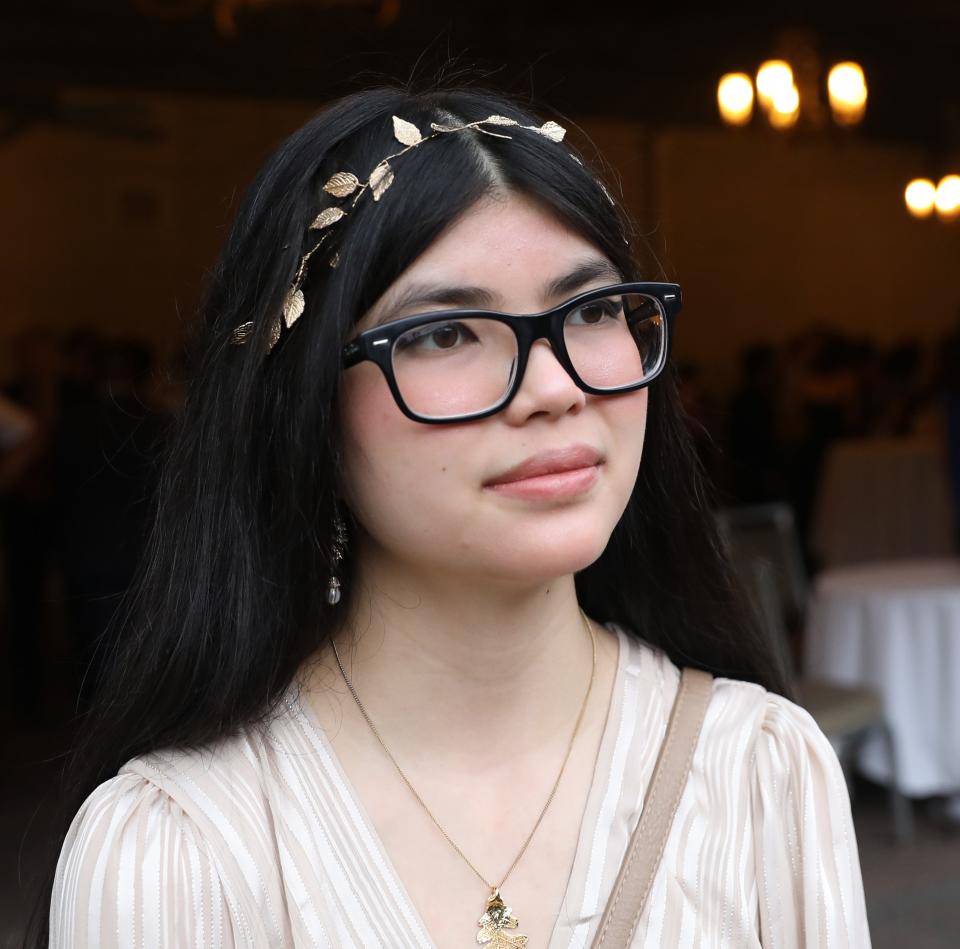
[{"x1": 360, "y1": 195, "x2": 620, "y2": 328}]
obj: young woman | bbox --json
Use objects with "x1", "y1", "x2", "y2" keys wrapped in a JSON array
[{"x1": 38, "y1": 84, "x2": 870, "y2": 947}]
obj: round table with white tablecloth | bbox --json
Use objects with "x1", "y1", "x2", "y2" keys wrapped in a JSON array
[{"x1": 804, "y1": 559, "x2": 960, "y2": 814}]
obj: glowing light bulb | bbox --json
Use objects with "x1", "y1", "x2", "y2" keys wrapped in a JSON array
[
  {"x1": 756, "y1": 60, "x2": 794, "y2": 111},
  {"x1": 904, "y1": 179, "x2": 936, "y2": 219},
  {"x1": 828, "y1": 62, "x2": 868, "y2": 126},
  {"x1": 935, "y1": 174, "x2": 960, "y2": 220},
  {"x1": 717, "y1": 73, "x2": 754, "y2": 126},
  {"x1": 768, "y1": 84, "x2": 800, "y2": 129}
]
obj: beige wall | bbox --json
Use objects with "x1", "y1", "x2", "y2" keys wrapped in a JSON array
[
  {"x1": 0, "y1": 89, "x2": 317, "y2": 373},
  {"x1": 2, "y1": 90, "x2": 958, "y2": 387}
]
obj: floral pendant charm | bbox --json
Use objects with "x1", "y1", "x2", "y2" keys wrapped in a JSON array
[{"x1": 476, "y1": 887, "x2": 529, "y2": 947}]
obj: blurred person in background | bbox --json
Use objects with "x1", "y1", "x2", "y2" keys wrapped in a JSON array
[
  {"x1": 0, "y1": 393, "x2": 39, "y2": 477},
  {"x1": 873, "y1": 340, "x2": 925, "y2": 436},
  {"x1": 940, "y1": 322, "x2": 960, "y2": 546},
  {"x1": 58, "y1": 329, "x2": 105, "y2": 412},
  {"x1": 52, "y1": 337, "x2": 169, "y2": 712},
  {"x1": 674, "y1": 360, "x2": 722, "y2": 487},
  {"x1": 726, "y1": 343, "x2": 785, "y2": 503},
  {"x1": 0, "y1": 328, "x2": 60, "y2": 725},
  {"x1": 787, "y1": 329, "x2": 859, "y2": 558},
  {"x1": 846, "y1": 336, "x2": 882, "y2": 435}
]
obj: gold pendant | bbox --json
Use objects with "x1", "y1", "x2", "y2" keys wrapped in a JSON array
[{"x1": 476, "y1": 887, "x2": 529, "y2": 947}]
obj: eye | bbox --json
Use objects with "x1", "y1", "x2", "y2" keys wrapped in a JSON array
[
  {"x1": 568, "y1": 298, "x2": 624, "y2": 326},
  {"x1": 395, "y1": 320, "x2": 480, "y2": 353}
]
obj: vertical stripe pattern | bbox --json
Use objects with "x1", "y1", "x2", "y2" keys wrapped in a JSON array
[{"x1": 51, "y1": 626, "x2": 871, "y2": 947}]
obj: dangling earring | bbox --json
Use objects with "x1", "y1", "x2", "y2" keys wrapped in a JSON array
[{"x1": 326, "y1": 509, "x2": 347, "y2": 605}]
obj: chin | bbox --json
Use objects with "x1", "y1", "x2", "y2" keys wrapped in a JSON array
[{"x1": 475, "y1": 523, "x2": 614, "y2": 584}]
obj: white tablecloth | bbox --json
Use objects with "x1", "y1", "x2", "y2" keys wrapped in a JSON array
[
  {"x1": 811, "y1": 436, "x2": 956, "y2": 566},
  {"x1": 805, "y1": 559, "x2": 960, "y2": 807}
]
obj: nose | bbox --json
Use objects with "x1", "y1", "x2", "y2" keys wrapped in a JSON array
[{"x1": 500, "y1": 338, "x2": 586, "y2": 424}]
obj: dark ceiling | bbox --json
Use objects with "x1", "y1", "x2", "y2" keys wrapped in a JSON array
[{"x1": 3, "y1": 1, "x2": 960, "y2": 150}]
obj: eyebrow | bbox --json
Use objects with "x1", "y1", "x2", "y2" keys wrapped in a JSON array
[
  {"x1": 369, "y1": 257, "x2": 624, "y2": 327},
  {"x1": 542, "y1": 258, "x2": 624, "y2": 300}
]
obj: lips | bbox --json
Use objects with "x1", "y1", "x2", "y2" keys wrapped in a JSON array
[{"x1": 485, "y1": 445, "x2": 604, "y2": 486}]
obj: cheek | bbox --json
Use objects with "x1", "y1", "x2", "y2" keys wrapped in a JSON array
[
  {"x1": 339, "y1": 364, "x2": 410, "y2": 506},
  {"x1": 595, "y1": 389, "x2": 648, "y2": 524},
  {"x1": 604, "y1": 388, "x2": 649, "y2": 471},
  {"x1": 339, "y1": 362, "x2": 398, "y2": 440},
  {"x1": 338, "y1": 365, "x2": 473, "y2": 545}
]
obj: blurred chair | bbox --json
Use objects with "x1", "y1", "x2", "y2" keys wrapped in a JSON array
[
  {"x1": 716, "y1": 503, "x2": 808, "y2": 640},
  {"x1": 716, "y1": 502, "x2": 914, "y2": 844}
]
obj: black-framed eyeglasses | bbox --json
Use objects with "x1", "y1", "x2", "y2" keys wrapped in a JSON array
[{"x1": 341, "y1": 281, "x2": 682, "y2": 423}]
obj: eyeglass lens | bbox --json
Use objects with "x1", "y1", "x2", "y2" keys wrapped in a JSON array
[{"x1": 389, "y1": 292, "x2": 666, "y2": 419}]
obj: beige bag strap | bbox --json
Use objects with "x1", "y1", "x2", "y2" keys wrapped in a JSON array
[{"x1": 592, "y1": 667, "x2": 714, "y2": 948}]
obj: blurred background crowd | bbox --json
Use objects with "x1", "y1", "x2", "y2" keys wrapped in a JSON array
[
  {"x1": 687, "y1": 325, "x2": 960, "y2": 547},
  {"x1": 0, "y1": 327, "x2": 180, "y2": 724}
]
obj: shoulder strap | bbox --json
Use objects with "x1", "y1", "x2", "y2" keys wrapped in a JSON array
[{"x1": 592, "y1": 666, "x2": 714, "y2": 948}]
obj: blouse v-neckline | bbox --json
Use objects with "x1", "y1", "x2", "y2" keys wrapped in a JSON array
[{"x1": 289, "y1": 624, "x2": 629, "y2": 949}]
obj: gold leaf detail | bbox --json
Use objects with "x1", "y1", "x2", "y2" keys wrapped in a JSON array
[
  {"x1": 482, "y1": 115, "x2": 519, "y2": 126},
  {"x1": 283, "y1": 288, "x2": 305, "y2": 328},
  {"x1": 230, "y1": 321, "x2": 254, "y2": 345},
  {"x1": 430, "y1": 122, "x2": 464, "y2": 133},
  {"x1": 392, "y1": 115, "x2": 423, "y2": 147},
  {"x1": 267, "y1": 316, "x2": 282, "y2": 352},
  {"x1": 478, "y1": 933, "x2": 528, "y2": 948},
  {"x1": 310, "y1": 207, "x2": 346, "y2": 229},
  {"x1": 537, "y1": 121, "x2": 566, "y2": 142},
  {"x1": 322, "y1": 172, "x2": 360, "y2": 198},
  {"x1": 329, "y1": 252, "x2": 340, "y2": 268},
  {"x1": 369, "y1": 160, "x2": 394, "y2": 201}
]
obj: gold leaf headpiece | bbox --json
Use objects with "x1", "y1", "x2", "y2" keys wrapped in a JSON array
[{"x1": 231, "y1": 113, "x2": 575, "y2": 351}]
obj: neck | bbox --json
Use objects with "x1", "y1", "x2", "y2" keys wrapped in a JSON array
[{"x1": 306, "y1": 545, "x2": 614, "y2": 777}]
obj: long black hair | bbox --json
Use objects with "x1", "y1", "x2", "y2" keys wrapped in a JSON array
[{"x1": 27, "y1": 81, "x2": 787, "y2": 945}]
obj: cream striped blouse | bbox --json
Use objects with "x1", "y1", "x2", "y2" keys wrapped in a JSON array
[{"x1": 50, "y1": 625, "x2": 871, "y2": 947}]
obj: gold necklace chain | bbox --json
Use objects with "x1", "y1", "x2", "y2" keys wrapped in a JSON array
[{"x1": 330, "y1": 609, "x2": 597, "y2": 896}]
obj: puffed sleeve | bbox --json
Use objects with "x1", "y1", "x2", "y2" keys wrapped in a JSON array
[
  {"x1": 50, "y1": 772, "x2": 239, "y2": 948},
  {"x1": 752, "y1": 694, "x2": 872, "y2": 948}
]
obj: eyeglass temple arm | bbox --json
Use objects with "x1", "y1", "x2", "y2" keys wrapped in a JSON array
[{"x1": 342, "y1": 339, "x2": 364, "y2": 368}]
